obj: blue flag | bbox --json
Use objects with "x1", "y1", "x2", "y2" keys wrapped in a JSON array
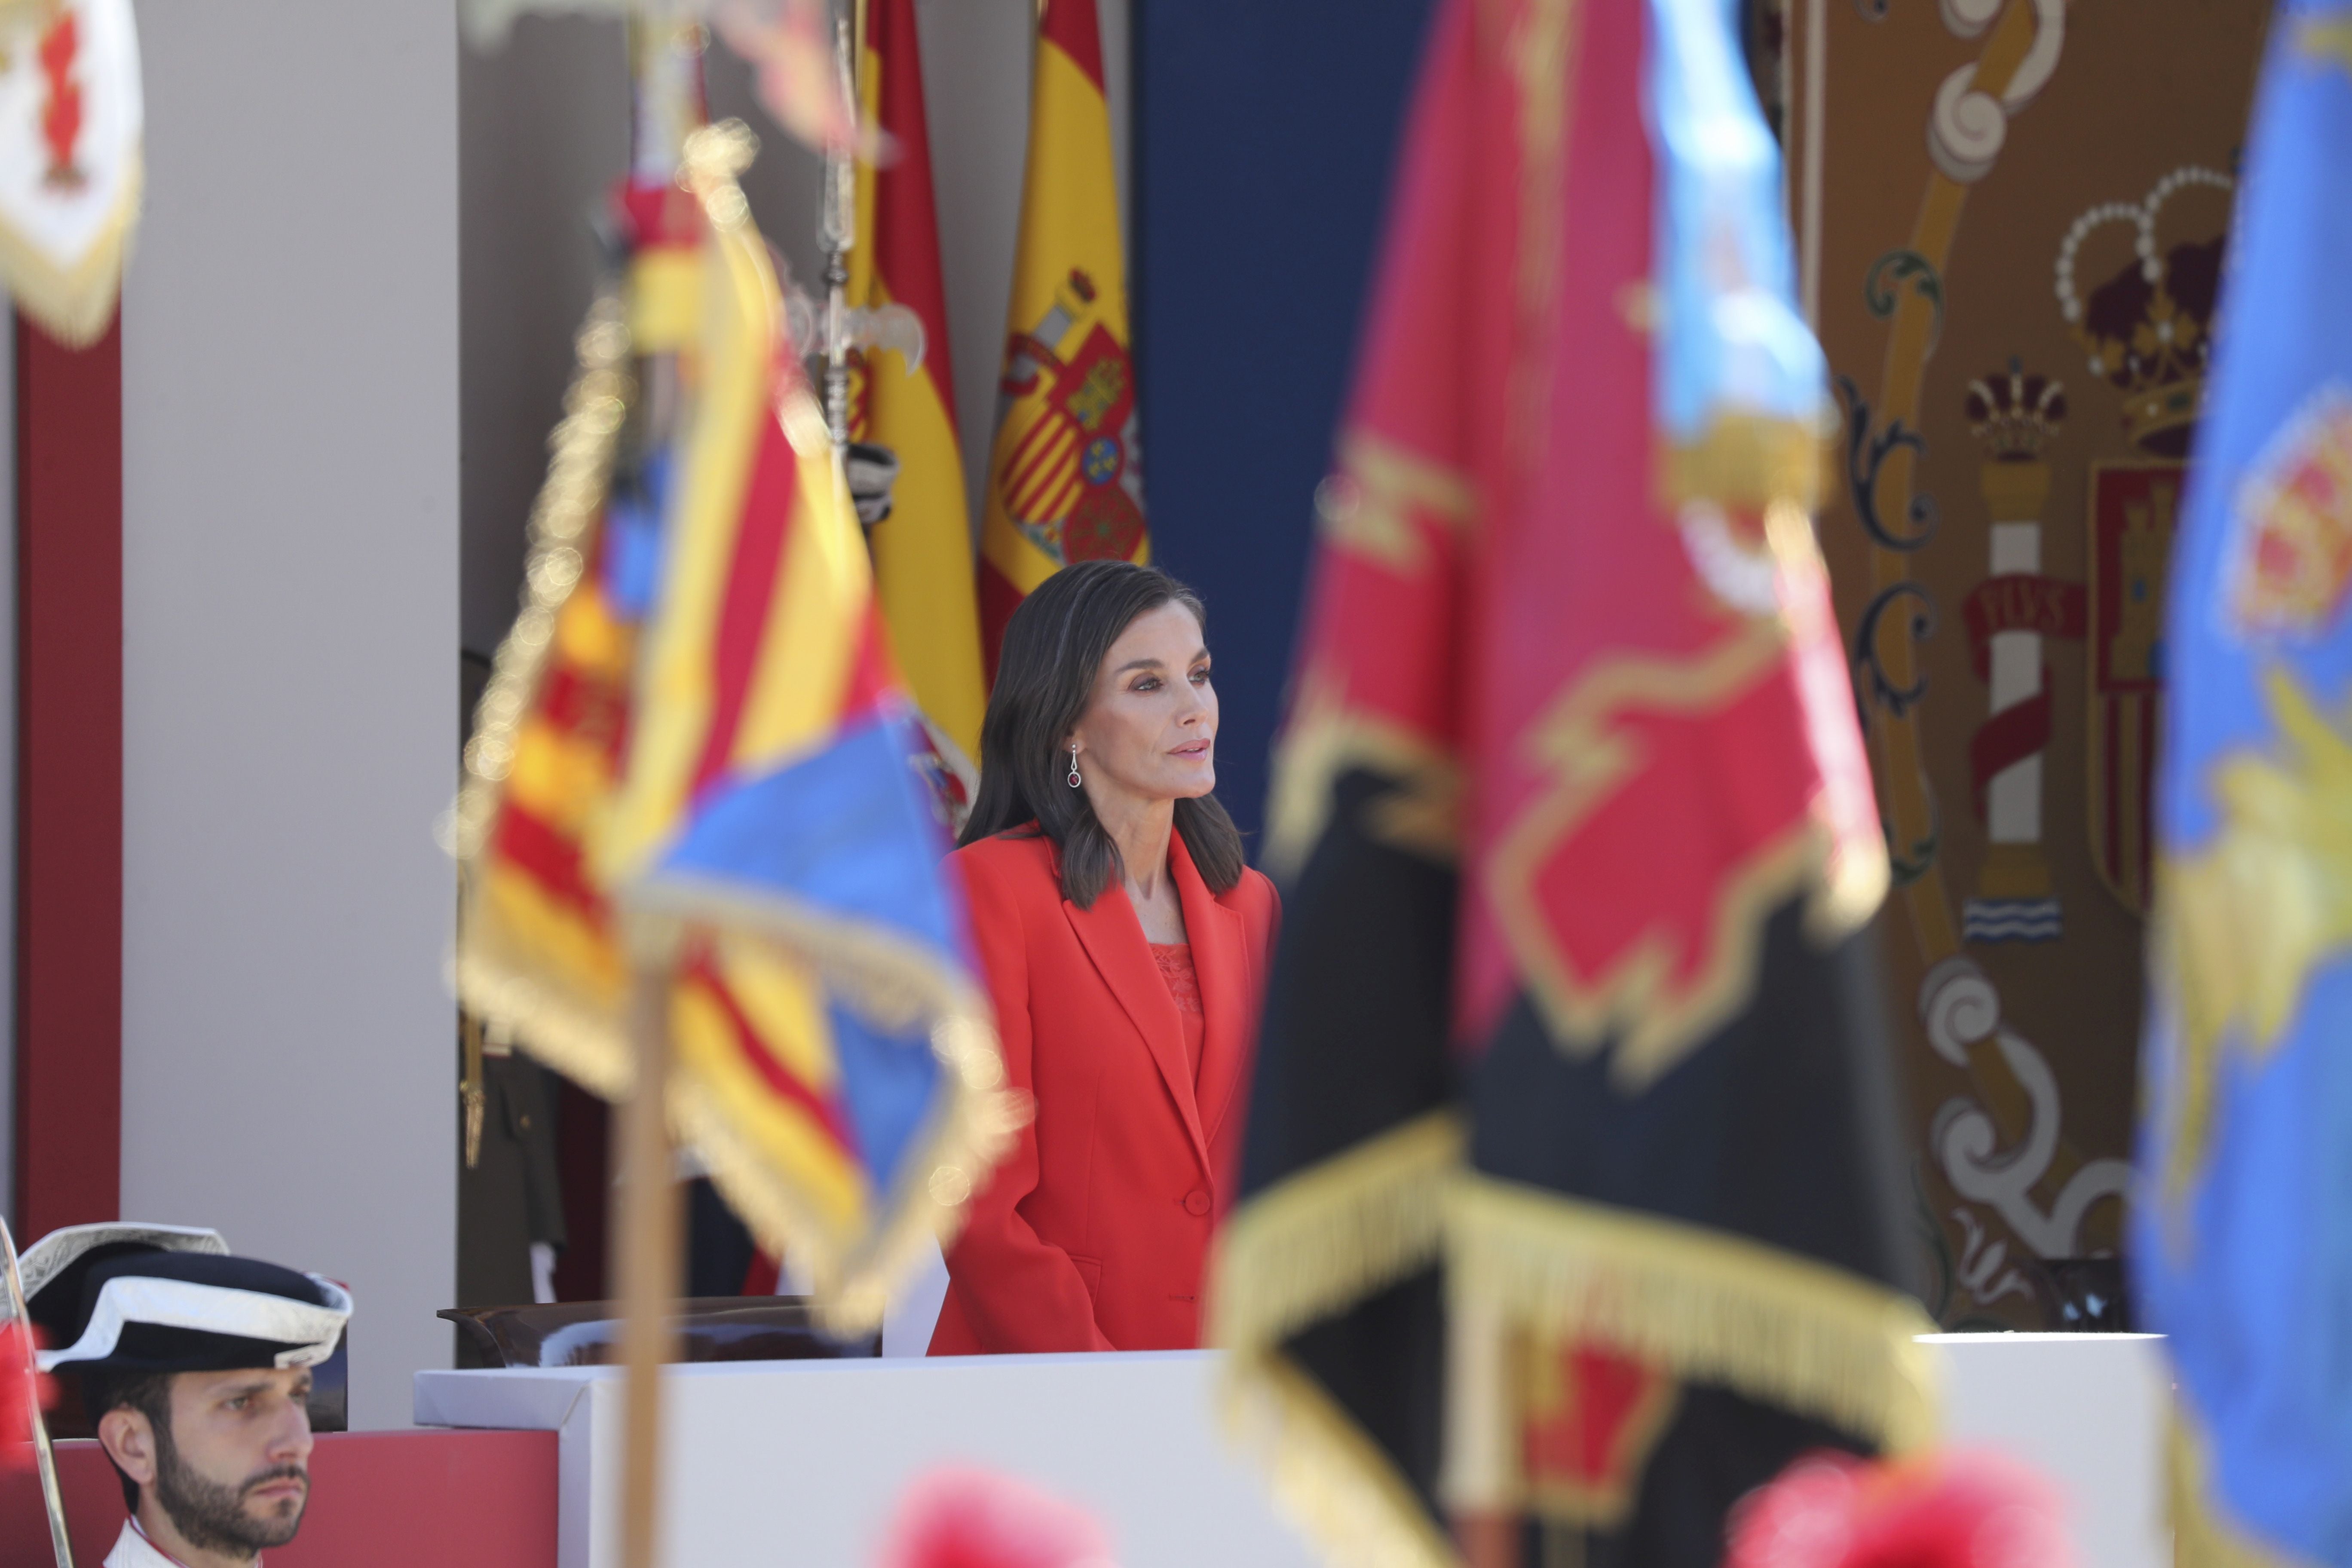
[{"x1": 2137, "y1": 6, "x2": 2352, "y2": 1561}]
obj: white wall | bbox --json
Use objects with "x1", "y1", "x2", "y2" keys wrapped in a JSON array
[
  {"x1": 459, "y1": 12, "x2": 628, "y2": 660},
  {"x1": 120, "y1": 0, "x2": 459, "y2": 1430}
]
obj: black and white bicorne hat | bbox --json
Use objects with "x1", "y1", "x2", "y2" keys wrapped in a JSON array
[
  {"x1": 18, "y1": 1222, "x2": 231, "y2": 1343},
  {"x1": 30, "y1": 1242, "x2": 351, "y2": 1376}
]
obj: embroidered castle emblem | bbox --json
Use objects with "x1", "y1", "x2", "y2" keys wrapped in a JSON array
[{"x1": 2227, "y1": 386, "x2": 2352, "y2": 641}]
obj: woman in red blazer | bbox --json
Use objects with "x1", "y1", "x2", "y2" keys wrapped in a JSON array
[{"x1": 932, "y1": 561, "x2": 1278, "y2": 1354}]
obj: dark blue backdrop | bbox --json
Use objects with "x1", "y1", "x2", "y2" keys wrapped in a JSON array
[{"x1": 1135, "y1": 0, "x2": 1438, "y2": 849}]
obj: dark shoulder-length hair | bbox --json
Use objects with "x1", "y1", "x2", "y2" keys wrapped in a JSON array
[{"x1": 958, "y1": 560, "x2": 1246, "y2": 907}]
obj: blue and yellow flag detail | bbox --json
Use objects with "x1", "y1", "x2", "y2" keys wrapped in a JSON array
[
  {"x1": 2137, "y1": 7, "x2": 2352, "y2": 1561},
  {"x1": 597, "y1": 122, "x2": 1012, "y2": 1329}
]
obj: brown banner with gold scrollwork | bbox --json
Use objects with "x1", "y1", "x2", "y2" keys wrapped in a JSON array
[{"x1": 1787, "y1": 0, "x2": 2269, "y2": 1330}]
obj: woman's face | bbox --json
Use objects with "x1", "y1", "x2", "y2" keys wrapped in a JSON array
[{"x1": 1067, "y1": 600, "x2": 1218, "y2": 808}]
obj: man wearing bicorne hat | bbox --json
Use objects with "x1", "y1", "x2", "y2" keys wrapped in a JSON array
[{"x1": 22, "y1": 1225, "x2": 351, "y2": 1568}]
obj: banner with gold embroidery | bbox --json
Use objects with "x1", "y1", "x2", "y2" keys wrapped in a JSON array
[
  {"x1": 1787, "y1": 0, "x2": 2267, "y2": 1332},
  {"x1": 2138, "y1": 7, "x2": 2352, "y2": 1561},
  {"x1": 1211, "y1": 1, "x2": 1931, "y2": 1563}
]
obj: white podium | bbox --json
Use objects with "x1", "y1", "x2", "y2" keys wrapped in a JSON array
[
  {"x1": 416, "y1": 1351, "x2": 1318, "y2": 1568},
  {"x1": 415, "y1": 1336, "x2": 2170, "y2": 1568}
]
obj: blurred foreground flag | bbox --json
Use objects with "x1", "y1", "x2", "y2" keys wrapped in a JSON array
[
  {"x1": 0, "y1": 0, "x2": 140, "y2": 345},
  {"x1": 2136, "y1": 7, "x2": 2352, "y2": 1561},
  {"x1": 453, "y1": 296, "x2": 641, "y2": 1100},
  {"x1": 851, "y1": 0, "x2": 989, "y2": 772},
  {"x1": 1212, "y1": 0, "x2": 1929, "y2": 1562},
  {"x1": 977, "y1": 0, "x2": 1147, "y2": 675},
  {"x1": 452, "y1": 26, "x2": 717, "y2": 1106},
  {"x1": 597, "y1": 123, "x2": 1013, "y2": 1328}
]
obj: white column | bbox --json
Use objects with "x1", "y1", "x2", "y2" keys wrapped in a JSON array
[
  {"x1": 1985, "y1": 519, "x2": 2043, "y2": 845},
  {"x1": 120, "y1": 0, "x2": 457, "y2": 1429}
]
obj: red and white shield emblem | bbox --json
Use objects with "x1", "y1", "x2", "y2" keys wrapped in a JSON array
[{"x1": 0, "y1": 0, "x2": 141, "y2": 345}]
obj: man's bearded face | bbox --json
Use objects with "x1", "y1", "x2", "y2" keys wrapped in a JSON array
[{"x1": 153, "y1": 1368, "x2": 313, "y2": 1554}]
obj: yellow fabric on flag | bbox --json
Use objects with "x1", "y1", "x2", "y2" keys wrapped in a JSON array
[
  {"x1": 851, "y1": 0, "x2": 988, "y2": 760},
  {"x1": 594, "y1": 166, "x2": 786, "y2": 886},
  {"x1": 979, "y1": 0, "x2": 1148, "y2": 662}
]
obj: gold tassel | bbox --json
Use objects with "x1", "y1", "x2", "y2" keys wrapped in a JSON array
[
  {"x1": 449, "y1": 293, "x2": 637, "y2": 1094},
  {"x1": 1209, "y1": 1110, "x2": 1464, "y2": 1355},
  {"x1": 1448, "y1": 1173, "x2": 1939, "y2": 1454},
  {"x1": 1223, "y1": 1351, "x2": 1464, "y2": 1568}
]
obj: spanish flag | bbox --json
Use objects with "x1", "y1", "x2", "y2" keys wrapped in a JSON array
[
  {"x1": 850, "y1": 0, "x2": 987, "y2": 766},
  {"x1": 977, "y1": 0, "x2": 1146, "y2": 674},
  {"x1": 600, "y1": 123, "x2": 1014, "y2": 1329}
]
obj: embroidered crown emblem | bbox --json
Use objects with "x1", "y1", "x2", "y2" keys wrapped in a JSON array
[
  {"x1": 2055, "y1": 166, "x2": 2233, "y2": 456},
  {"x1": 1963, "y1": 359, "x2": 2067, "y2": 462}
]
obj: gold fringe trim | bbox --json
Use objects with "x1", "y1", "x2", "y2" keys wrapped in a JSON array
[
  {"x1": 0, "y1": 150, "x2": 142, "y2": 349},
  {"x1": 1262, "y1": 667, "x2": 1461, "y2": 885},
  {"x1": 1209, "y1": 1110, "x2": 1466, "y2": 1354},
  {"x1": 1659, "y1": 412, "x2": 1828, "y2": 514},
  {"x1": 1448, "y1": 1173, "x2": 1939, "y2": 1454},
  {"x1": 675, "y1": 1008, "x2": 1026, "y2": 1335},
  {"x1": 446, "y1": 293, "x2": 634, "y2": 868},
  {"x1": 2170, "y1": 1392, "x2": 2316, "y2": 1568},
  {"x1": 450, "y1": 941, "x2": 633, "y2": 1103},
  {"x1": 1212, "y1": 1122, "x2": 1937, "y2": 1568},
  {"x1": 446, "y1": 293, "x2": 635, "y2": 1082},
  {"x1": 1210, "y1": 1114, "x2": 1467, "y2": 1568},
  {"x1": 625, "y1": 877, "x2": 988, "y2": 1041},
  {"x1": 1223, "y1": 1349, "x2": 1463, "y2": 1568}
]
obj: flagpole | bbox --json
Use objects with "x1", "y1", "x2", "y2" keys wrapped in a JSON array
[
  {"x1": 1799, "y1": 0, "x2": 1826, "y2": 329},
  {"x1": 1, "y1": 1220, "x2": 74, "y2": 1568},
  {"x1": 820, "y1": 7, "x2": 857, "y2": 450},
  {"x1": 614, "y1": 955, "x2": 683, "y2": 1568}
]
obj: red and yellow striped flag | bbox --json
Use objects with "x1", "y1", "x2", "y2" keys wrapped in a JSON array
[
  {"x1": 452, "y1": 295, "x2": 642, "y2": 1101},
  {"x1": 849, "y1": 0, "x2": 986, "y2": 765},
  {"x1": 977, "y1": 0, "x2": 1146, "y2": 674}
]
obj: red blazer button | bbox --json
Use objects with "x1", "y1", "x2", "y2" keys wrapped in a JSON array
[{"x1": 1183, "y1": 1189, "x2": 1211, "y2": 1216}]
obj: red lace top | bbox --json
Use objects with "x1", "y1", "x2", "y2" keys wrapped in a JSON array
[{"x1": 1151, "y1": 943, "x2": 1206, "y2": 1087}]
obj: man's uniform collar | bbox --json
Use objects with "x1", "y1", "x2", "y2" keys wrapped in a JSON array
[{"x1": 103, "y1": 1516, "x2": 260, "y2": 1568}]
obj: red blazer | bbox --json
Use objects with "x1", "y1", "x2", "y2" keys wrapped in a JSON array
[{"x1": 930, "y1": 826, "x2": 1278, "y2": 1354}]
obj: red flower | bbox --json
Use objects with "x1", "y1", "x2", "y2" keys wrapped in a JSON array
[
  {"x1": 0, "y1": 1321, "x2": 56, "y2": 1472},
  {"x1": 1727, "y1": 1450, "x2": 2073, "y2": 1568},
  {"x1": 879, "y1": 1467, "x2": 1115, "y2": 1568}
]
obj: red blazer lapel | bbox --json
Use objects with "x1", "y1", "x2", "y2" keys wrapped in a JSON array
[
  {"x1": 1062, "y1": 880, "x2": 1210, "y2": 1170},
  {"x1": 1172, "y1": 833, "x2": 1252, "y2": 1153}
]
